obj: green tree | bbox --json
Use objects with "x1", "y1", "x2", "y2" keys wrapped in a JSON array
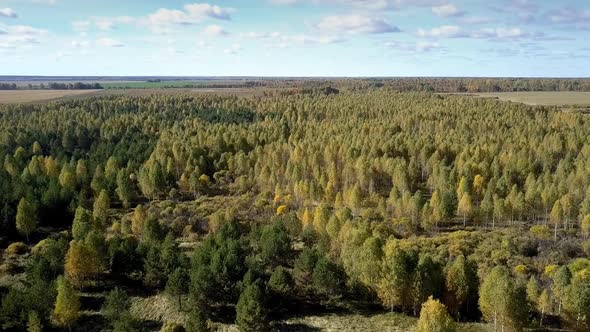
[
  {"x1": 166, "y1": 267, "x2": 188, "y2": 309},
  {"x1": 235, "y1": 282, "x2": 269, "y2": 332},
  {"x1": 16, "y1": 197, "x2": 38, "y2": 242},
  {"x1": 267, "y1": 266, "x2": 293, "y2": 297},
  {"x1": 102, "y1": 287, "x2": 130, "y2": 323},
  {"x1": 415, "y1": 297, "x2": 456, "y2": 332},
  {"x1": 479, "y1": 266, "x2": 528, "y2": 332},
  {"x1": 312, "y1": 256, "x2": 345, "y2": 298},
  {"x1": 445, "y1": 255, "x2": 478, "y2": 319},
  {"x1": 564, "y1": 269, "x2": 590, "y2": 329},
  {"x1": 116, "y1": 169, "x2": 135, "y2": 208},
  {"x1": 72, "y1": 206, "x2": 92, "y2": 240},
  {"x1": 93, "y1": 189, "x2": 110, "y2": 227},
  {"x1": 551, "y1": 265, "x2": 571, "y2": 316},
  {"x1": 185, "y1": 308, "x2": 208, "y2": 332}
]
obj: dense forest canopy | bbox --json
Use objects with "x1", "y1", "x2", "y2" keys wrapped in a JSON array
[{"x1": 1, "y1": 87, "x2": 590, "y2": 331}]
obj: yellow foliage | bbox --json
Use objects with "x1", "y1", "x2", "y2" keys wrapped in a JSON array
[
  {"x1": 276, "y1": 205, "x2": 288, "y2": 215},
  {"x1": 514, "y1": 265, "x2": 528, "y2": 275},
  {"x1": 5, "y1": 242, "x2": 27, "y2": 256},
  {"x1": 544, "y1": 264, "x2": 558, "y2": 277}
]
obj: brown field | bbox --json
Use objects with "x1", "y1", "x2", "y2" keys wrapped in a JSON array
[
  {"x1": 0, "y1": 90, "x2": 100, "y2": 104},
  {"x1": 452, "y1": 91, "x2": 590, "y2": 106}
]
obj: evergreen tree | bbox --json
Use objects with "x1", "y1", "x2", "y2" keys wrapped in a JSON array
[{"x1": 235, "y1": 282, "x2": 269, "y2": 332}]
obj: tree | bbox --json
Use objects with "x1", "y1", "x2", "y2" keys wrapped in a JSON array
[
  {"x1": 235, "y1": 282, "x2": 269, "y2": 332},
  {"x1": 479, "y1": 266, "x2": 528, "y2": 332},
  {"x1": 93, "y1": 189, "x2": 110, "y2": 227},
  {"x1": 131, "y1": 204, "x2": 147, "y2": 236},
  {"x1": 116, "y1": 169, "x2": 135, "y2": 208},
  {"x1": 27, "y1": 311, "x2": 42, "y2": 332},
  {"x1": 445, "y1": 255, "x2": 477, "y2": 319},
  {"x1": 72, "y1": 206, "x2": 92, "y2": 240},
  {"x1": 65, "y1": 240, "x2": 99, "y2": 287},
  {"x1": 258, "y1": 220, "x2": 292, "y2": 268},
  {"x1": 377, "y1": 246, "x2": 416, "y2": 313},
  {"x1": 457, "y1": 193, "x2": 473, "y2": 227},
  {"x1": 413, "y1": 254, "x2": 443, "y2": 315},
  {"x1": 415, "y1": 297, "x2": 456, "y2": 332},
  {"x1": 312, "y1": 256, "x2": 345, "y2": 298},
  {"x1": 52, "y1": 276, "x2": 80, "y2": 330},
  {"x1": 16, "y1": 197, "x2": 37, "y2": 242},
  {"x1": 185, "y1": 308, "x2": 208, "y2": 332},
  {"x1": 102, "y1": 287, "x2": 130, "y2": 323},
  {"x1": 550, "y1": 200, "x2": 562, "y2": 241},
  {"x1": 551, "y1": 265, "x2": 571, "y2": 316},
  {"x1": 166, "y1": 267, "x2": 188, "y2": 309},
  {"x1": 538, "y1": 289, "x2": 551, "y2": 327},
  {"x1": 564, "y1": 269, "x2": 590, "y2": 329},
  {"x1": 267, "y1": 266, "x2": 293, "y2": 297}
]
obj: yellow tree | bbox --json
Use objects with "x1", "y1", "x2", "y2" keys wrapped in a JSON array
[
  {"x1": 415, "y1": 297, "x2": 456, "y2": 332},
  {"x1": 457, "y1": 193, "x2": 473, "y2": 227},
  {"x1": 52, "y1": 276, "x2": 80, "y2": 330}
]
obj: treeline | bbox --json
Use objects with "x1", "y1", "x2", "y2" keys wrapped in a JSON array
[
  {"x1": 362, "y1": 78, "x2": 590, "y2": 93},
  {"x1": 0, "y1": 82, "x2": 103, "y2": 90},
  {"x1": 0, "y1": 92, "x2": 589, "y2": 331}
]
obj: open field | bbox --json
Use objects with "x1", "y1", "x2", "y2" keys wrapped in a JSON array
[
  {"x1": 0, "y1": 89, "x2": 100, "y2": 104},
  {"x1": 454, "y1": 91, "x2": 590, "y2": 106}
]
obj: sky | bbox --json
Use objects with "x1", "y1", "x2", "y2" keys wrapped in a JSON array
[{"x1": 0, "y1": 0, "x2": 589, "y2": 77}]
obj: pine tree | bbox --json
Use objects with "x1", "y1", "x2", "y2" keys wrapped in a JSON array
[{"x1": 235, "y1": 282, "x2": 269, "y2": 332}]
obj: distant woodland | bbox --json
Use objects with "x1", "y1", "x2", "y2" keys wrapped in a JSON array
[{"x1": 0, "y1": 83, "x2": 589, "y2": 331}]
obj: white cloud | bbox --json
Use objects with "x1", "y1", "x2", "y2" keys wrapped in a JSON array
[
  {"x1": 432, "y1": 4, "x2": 463, "y2": 17},
  {"x1": 0, "y1": 8, "x2": 17, "y2": 18},
  {"x1": 457, "y1": 16, "x2": 495, "y2": 25},
  {"x1": 241, "y1": 30, "x2": 342, "y2": 46},
  {"x1": 95, "y1": 16, "x2": 134, "y2": 30},
  {"x1": 144, "y1": 3, "x2": 232, "y2": 28},
  {"x1": 416, "y1": 25, "x2": 465, "y2": 38},
  {"x1": 0, "y1": 24, "x2": 47, "y2": 49},
  {"x1": 30, "y1": 0, "x2": 57, "y2": 4},
  {"x1": 271, "y1": 0, "x2": 445, "y2": 10},
  {"x1": 224, "y1": 43, "x2": 241, "y2": 54},
  {"x1": 202, "y1": 24, "x2": 229, "y2": 37},
  {"x1": 316, "y1": 14, "x2": 399, "y2": 34},
  {"x1": 72, "y1": 21, "x2": 91, "y2": 31},
  {"x1": 471, "y1": 27, "x2": 528, "y2": 39},
  {"x1": 96, "y1": 37, "x2": 125, "y2": 47},
  {"x1": 384, "y1": 40, "x2": 441, "y2": 53},
  {"x1": 71, "y1": 40, "x2": 89, "y2": 48}
]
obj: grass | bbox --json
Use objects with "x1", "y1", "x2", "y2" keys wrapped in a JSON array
[
  {"x1": 455, "y1": 91, "x2": 590, "y2": 106},
  {"x1": 0, "y1": 90, "x2": 100, "y2": 104}
]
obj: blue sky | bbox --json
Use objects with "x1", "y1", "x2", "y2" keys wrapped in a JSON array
[{"x1": 0, "y1": 0, "x2": 589, "y2": 77}]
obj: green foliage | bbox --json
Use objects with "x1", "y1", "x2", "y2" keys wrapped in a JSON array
[
  {"x1": 479, "y1": 266, "x2": 529, "y2": 331},
  {"x1": 16, "y1": 197, "x2": 37, "y2": 241},
  {"x1": 102, "y1": 287, "x2": 130, "y2": 323},
  {"x1": 267, "y1": 266, "x2": 293, "y2": 297},
  {"x1": 235, "y1": 282, "x2": 269, "y2": 332}
]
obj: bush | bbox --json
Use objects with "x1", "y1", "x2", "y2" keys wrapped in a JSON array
[{"x1": 5, "y1": 242, "x2": 27, "y2": 256}]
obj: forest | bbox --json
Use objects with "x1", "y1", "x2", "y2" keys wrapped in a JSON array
[{"x1": 0, "y1": 85, "x2": 590, "y2": 332}]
